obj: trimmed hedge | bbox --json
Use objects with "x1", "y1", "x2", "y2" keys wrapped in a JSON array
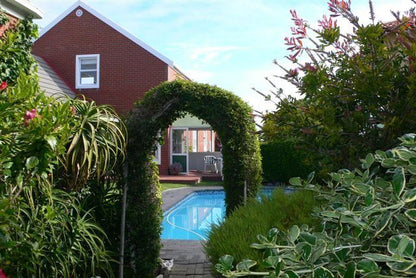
[
  {"x1": 125, "y1": 80, "x2": 262, "y2": 276},
  {"x1": 261, "y1": 140, "x2": 314, "y2": 183},
  {"x1": 204, "y1": 189, "x2": 319, "y2": 273}
]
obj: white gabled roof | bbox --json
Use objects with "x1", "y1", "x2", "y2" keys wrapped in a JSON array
[{"x1": 38, "y1": 0, "x2": 174, "y2": 67}]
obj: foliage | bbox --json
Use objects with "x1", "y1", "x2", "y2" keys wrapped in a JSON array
[
  {"x1": 215, "y1": 134, "x2": 416, "y2": 277},
  {"x1": 59, "y1": 97, "x2": 127, "y2": 190},
  {"x1": 205, "y1": 189, "x2": 318, "y2": 272},
  {"x1": 0, "y1": 74, "x2": 120, "y2": 276},
  {"x1": 124, "y1": 80, "x2": 262, "y2": 276},
  {"x1": 260, "y1": 0, "x2": 416, "y2": 175},
  {"x1": 261, "y1": 141, "x2": 314, "y2": 183},
  {"x1": 0, "y1": 16, "x2": 38, "y2": 85}
]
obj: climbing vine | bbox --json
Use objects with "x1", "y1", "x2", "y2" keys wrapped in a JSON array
[
  {"x1": 0, "y1": 13, "x2": 38, "y2": 84},
  {"x1": 124, "y1": 80, "x2": 262, "y2": 276}
]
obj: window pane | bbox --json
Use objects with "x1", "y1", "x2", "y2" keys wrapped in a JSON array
[
  {"x1": 80, "y1": 58, "x2": 97, "y2": 70},
  {"x1": 80, "y1": 71, "x2": 97, "y2": 85}
]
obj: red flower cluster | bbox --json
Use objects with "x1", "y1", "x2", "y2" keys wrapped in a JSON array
[
  {"x1": 0, "y1": 269, "x2": 8, "y2": 278},
  {"x1": 286, "y1": 68, "x2": 299, "y2": 78},
  {"x1": 24, "y1": 108, "x2": 38, "y2": 126},
  {"x1": 0, "y1": 81, "x2": 7, "y2": 91},
  {"x1": 318, "y1": 14, "x2": 337, "y2": 30},
  {"x1": 328, "y1": 0, "x2": 351, "y2": 16},
  {"x1": 285, "y1": 10, "x2": 308, "y2": 61}
]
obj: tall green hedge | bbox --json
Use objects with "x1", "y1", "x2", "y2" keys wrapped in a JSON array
[
  {"x1": 125, "y1": 80, "x2": 262, "y2": 276},
  {"x1": 261, "y1": 141, "x2": 314, "y2": 183}
]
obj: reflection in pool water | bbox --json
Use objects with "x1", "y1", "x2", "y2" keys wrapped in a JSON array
[{"x1": 161, "y1": 188, "x2": 278, "y2": 240}]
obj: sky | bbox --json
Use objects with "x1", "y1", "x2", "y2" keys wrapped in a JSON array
[{"x1": 30, "y1": 0, "x2": 413, "y2": 114}]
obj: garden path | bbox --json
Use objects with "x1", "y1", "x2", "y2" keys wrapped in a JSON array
[{"x1": 161, "y1": 186, "x2": 222, "y2": 277}]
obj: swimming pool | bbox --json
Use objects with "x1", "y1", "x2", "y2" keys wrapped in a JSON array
[{"x1": 161, "y1": 188, "x2": 279, "y2": 240}]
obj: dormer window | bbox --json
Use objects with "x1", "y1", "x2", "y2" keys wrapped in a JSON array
[{"x1": 76, "y1": 54, "x2": 100, "y2": 89}]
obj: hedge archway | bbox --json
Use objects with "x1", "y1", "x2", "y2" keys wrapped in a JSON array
[{"x1": 124, "y1": 80, "x2": 262, "y2": 276}]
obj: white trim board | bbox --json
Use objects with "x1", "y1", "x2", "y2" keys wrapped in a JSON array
[{"x1": 38, "y1": 0, "x2": 174, "y2": 67}]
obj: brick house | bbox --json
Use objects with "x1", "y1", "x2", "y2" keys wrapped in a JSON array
[{"x1": 32, "y1": 1, "x2": 221, "y2": 175}]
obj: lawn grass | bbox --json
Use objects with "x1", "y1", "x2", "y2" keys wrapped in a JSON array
[{"x1": 161, "y1": 180, "x2": 222, "y2": 191}]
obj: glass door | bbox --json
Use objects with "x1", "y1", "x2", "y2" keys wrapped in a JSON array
[{"x1": 171, "y1": 128, "x2": 188, "y2": 173}]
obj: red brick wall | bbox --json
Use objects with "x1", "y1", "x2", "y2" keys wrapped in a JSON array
[
  {"x1": 159, "y1": 131, "x2": 170, "y2": 175},
  {"x1": 0, "y1": 12, "x2": 18, "y2": 38},
  {"x1": 32, "y1": 6, "x2": 169, "y2": 115}
]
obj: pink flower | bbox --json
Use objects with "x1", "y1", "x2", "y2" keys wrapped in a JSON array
[
  {"x1": 318, "y1": 15, "x2": 337, "y2": 30},
  {"x1": 0, "y1": 81, "x2": 7, "y2": 91},
  {"x1": 24, "y1": 108, "x2": 38, "y2": 126},
  {"x1": 304, "y1": 63, "x2": 317, "y2": 72},
  {"x1": 0, "y1": 269, "x2": 7, "y2": 278},
  {"x1": 286, "y1": 69, "x2": 299, "y2": 78},
  {"x1": 70, "y1": 106, "x2": 76, "y2": 115},
  {"x1": 328, "y1": 0, "x2": 351, "y2": 16}
]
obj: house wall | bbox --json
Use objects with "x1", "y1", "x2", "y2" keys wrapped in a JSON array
[
  {"x1": 32, "y1": 6, "x2": 169, "y2": 115},
  {"x1": 0, "y1": 12, "x2": 18, "y2": 37}
]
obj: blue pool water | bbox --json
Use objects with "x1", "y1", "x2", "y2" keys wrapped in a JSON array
[{"x1": 161, "y1": 188, "x2": 278, "y2": 240}]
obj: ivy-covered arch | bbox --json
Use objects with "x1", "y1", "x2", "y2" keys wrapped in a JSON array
[{"x1": 124, "y1": 80, "x2": 262, "y2": 276}]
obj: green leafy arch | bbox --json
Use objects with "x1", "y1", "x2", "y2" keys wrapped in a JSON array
[{"x1": 124, "y1": 80, "x2": 262, "y2": 276}]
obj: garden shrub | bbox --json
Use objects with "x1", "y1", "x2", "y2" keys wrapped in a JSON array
[
  {"x1": 261, "y1": 140, "x2": 314, "y2": 183},
  {"x1": 259, "y1": 0, "x2": 416, "y2": 176},
  {"x1": 215, "y1": 134, "x2": 416, "y2": 277},
  {"x1": 205, "y1": 189, "x2": 318, "y2": 272},
  {"x1": 0, "y1": 16, "x2": 127, "y2": 277}
]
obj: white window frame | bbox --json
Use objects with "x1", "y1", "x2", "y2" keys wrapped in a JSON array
[{"x1": 75, "y1": 54, "x2": 100, "y2": 89}]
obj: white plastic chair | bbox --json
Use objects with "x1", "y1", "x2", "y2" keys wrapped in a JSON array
[{"x1": 204, "y1": 155, "x2": 218, "y2": 173}]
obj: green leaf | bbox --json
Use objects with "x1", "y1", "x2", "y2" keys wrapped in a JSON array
[
  {"x1": 343, "y1": 261, "x2": 356, "y2": 278},
  {"x1": 25, "y1": 156, "x2": 39, "y2": 169},
  {"x1": 404, "y1": 209, "x2": 416, "y2": 222},
  {"x1": 45, "y1": 135, "x2": 57, "y2": 150},
  {"x1": 310, "y1": 240, "x2": 327, "y2": 263},
  {"x1": 388, "y1": 235, "x2": 415, "y2": 257},
  {"x1": 407, "y1": 164, "x2": 416, "y2": 175},
  {"x1": 357, "y1": 259, "x2": 379, "y2": 273},
  {"x1": 218, "y1": 255, "x2": 234, "y2": 271},
  {"x1": 402, "y1": 188, "x2": 416, "y2": 203},
  {"x1": 300, "y1": 244, "x2": 312, "y2": 261},
  {"x1": 289, "y1": 177, "x2": 302, "y2": 186},
  {"x1": 381, "y1": 158, "x2": 396, "y2": 168},
  {"x1": 313, "y1": 266, "x2": 334, "y2": 278},
  {"x1": 364, "y1": 253, "x2": 397, "y2": 262},
  {"x1": 392, "y1": 167, "x2": 406, "y2": 197},
  {"x1": 263, "y1": 255, "x2": 280, "y2": 269},
  {"x1": 289, "y1": 225, "x2": 300, "y2": 243},
  {"x1": 386, "y1": 261, "x2": 416, "y2": 272},
  {"x1": 236, "y1": 259, "x2": 256, "y2": 271},
  {"x1": 362, "y1": 153, "x2": 375, "y2": 169},
  {"x1": 374, "y1": 212, "x2": 391, "y2": 237},
  {"x1": 300, "y1": 232, "x2": 316, "y2": 245},
  {"x1": 394, "y1": 148, "x2": 416, "y2": 161}
]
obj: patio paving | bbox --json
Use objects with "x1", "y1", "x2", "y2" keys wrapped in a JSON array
[{"x1": 161, "y1": 186, "x2": 222, "y2": 277}]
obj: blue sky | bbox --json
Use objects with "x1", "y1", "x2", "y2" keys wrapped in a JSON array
[{"x1": 31, "y1": 0, "x2": 412, "y2": 113}]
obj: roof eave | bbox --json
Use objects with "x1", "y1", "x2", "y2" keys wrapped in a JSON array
[{"x1": 4, "y1": 0, "x2": 43, "y2": 19}]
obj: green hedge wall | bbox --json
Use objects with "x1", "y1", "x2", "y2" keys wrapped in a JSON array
[{"x1": 261, "y1": 141, "x2": 313, "y2": 183}]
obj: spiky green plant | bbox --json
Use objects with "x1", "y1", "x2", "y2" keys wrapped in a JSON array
[{"x1": 62, "y1": 98, "x2": 127, "y2": 190}]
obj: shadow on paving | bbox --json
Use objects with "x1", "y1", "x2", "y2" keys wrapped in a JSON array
[{"x1": 160, "y1": 240, "x2": 213, "y2": 277}]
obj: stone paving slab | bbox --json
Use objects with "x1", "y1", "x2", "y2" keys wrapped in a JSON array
[{"x1": 161, "y1": 187, "x2": 222, "y2": 277}]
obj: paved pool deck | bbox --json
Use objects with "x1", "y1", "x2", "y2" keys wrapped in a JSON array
[{"x1": 161, "y1": 186, "x2": 222, "y2": 278}]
